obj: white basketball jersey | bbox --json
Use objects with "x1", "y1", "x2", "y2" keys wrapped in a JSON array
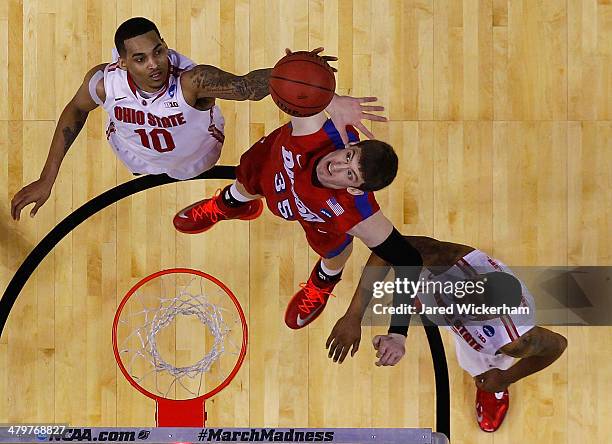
[
  {"x1": 101, "y1": 50, "x2": 225, "y2": 179},
  {"x1": 416, "y1": 250, "x2": 536, "y2": 356}
]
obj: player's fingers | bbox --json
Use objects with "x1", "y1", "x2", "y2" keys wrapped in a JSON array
[
  {"x1": 333, "y1": 344, "x2": 346, "y2": 362},
  {"x1": 10, "y1": 191, "x2": 25, "y2": 218},
  {"x1": 357, "y1": 96, "x2": 379, "y2": 103},
  {"x1": 285, "y1": 48, "x2": 292, "y2": 55},
  {"x1": 310, "y1": 47, "x2": 324, "y2": 54},
  {"x1": 354, "y1": 122, "x2": 375, "y2": 140},
  {"x1": 30, "y1": 200, "x2": 43, "y2": 217},
  {"x1": 377, "y1": 343, "x2": 390, "y2": 360},
  {"x1": 351, "y1": 339, "x2": 360, "y2": 356},
  {"x1": 361, "y1": 113, "x2": 388, "y2": 122},
  {"x1": 379, "y1": 350, "x2": 393, "y2": 366},
  {"x1": 321, "y1": 55, "x2": 338, "y2": 62},
  {"x1": 360, "y1": 105, "x2": 385, "y2": 112},
  {"x1": 387, "y1": 351, "x2": 400, "y2": 366},
  {"x1": 12, "y1": 198, "x2": 28, "y2": 221},
  {"x1": 327, "y1": 340, "x2": 338, "y2": 357},
  {"x1": 372, "y1": 335, "x2": 382, "y2": 349},
  {"x1": 326, "y1": 333, "x2": 335, "y2": 349},
  {"x1": 338, "y1": 346, "x2": 351, "y2": 363}
]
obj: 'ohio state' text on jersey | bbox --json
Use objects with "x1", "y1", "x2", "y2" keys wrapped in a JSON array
[{"x1": 101, "y1": 50, "x2": 225, "y2": 179}]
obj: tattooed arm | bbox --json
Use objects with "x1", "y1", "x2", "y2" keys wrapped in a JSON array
[
  {"x1": 11, "y1": 64, "x2": 105, "y2": 220},
  {"x1": 474, "y1": 327, "x2": 567, "y2": 393},
  {"x1": 181, "y1": 65, "x2": 272, "y2": 103}
]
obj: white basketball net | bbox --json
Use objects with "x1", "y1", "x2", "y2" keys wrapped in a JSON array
[{"x1": 115, "y1": 273, "x2": 242, "y2": 399}]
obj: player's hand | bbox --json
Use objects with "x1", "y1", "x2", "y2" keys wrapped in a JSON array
[
  {"x1": 326, "y1": 314, "x2": 362, "y2": 363},
  {"x1": 372, "y1": 333, "x2": 406, "y2": 367},
  {"x1": 11, "y1": 178, "x2": 53, "y2": 220},
  {"x1": 474, "y1": 369, "x2": 512, "y2": 393},
  {"x1": 325, "y1": 95, "x2": 387, "y2": 146},
  {"x1": 284, "y1": 47, "x2": 338, "y2": 72}
]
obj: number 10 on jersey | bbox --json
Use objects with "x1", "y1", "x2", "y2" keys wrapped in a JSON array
[{"x1": 134, "y1": 128, "x2": 176, "y2": 152}]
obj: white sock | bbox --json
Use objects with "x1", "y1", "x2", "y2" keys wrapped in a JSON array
[
  {"x1": 229, "y1": 183, "x2": 253, "y2": 202},
  {"x1": 320, "y1": 260, "x2": 343, "y2": 277}
]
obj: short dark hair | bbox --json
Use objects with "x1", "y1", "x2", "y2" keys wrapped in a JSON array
[
  {"x1": 480, "y1": 272, "x2": 523, "y2": 308},
  {"x1": 356, "y1": 140, "x2": 399, "y2": 192},
  {"x1": 114, "y1": 17, "x2": 161, "y2": 56}
]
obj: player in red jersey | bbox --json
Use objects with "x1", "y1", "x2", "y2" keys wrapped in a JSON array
[{"x1": 174, "y1": 98, "x2": 423, "y2": 330}]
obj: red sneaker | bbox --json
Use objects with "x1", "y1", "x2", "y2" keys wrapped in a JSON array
[
  {"x1": 173, "y1": 189, "x2": 264, "y2": 234},
  {"x1": 476, "y1": 387, "x2": 509, "y2": 432},
  {"x1": 285, "y1": 263, "x2": 339, "y2": 329}
]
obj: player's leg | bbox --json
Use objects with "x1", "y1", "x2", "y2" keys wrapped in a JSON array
[
  {"x1": 173, "y1": 129, "x2": 274, "y2": 234},
  {"x1": 285, "y1": 230, "x2": 353, "y2": 329},
  {"x1": 453, "y1": 335, "x2": 512, "y2": 432},
  {"x1": 173, "y1": 180, "x2": 264, "y2": 234},
  {"x1": 321, "y1": 241, "x2": 353, "y2": 274}
]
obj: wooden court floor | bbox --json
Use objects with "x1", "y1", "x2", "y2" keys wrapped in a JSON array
[{"x1": 0, "y1": 1, "x2": 611, "y2": 443}]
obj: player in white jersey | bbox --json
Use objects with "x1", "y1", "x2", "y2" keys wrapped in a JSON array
[
  {"x1": 326, "y1": 236, "x2": 567, "y2": 432},
  {"x1": 100, "y1": 48, "x2": 226, "y2": 179},
  {"x1": 11, "y1": 17, "x2": 384, "y2": 220}
]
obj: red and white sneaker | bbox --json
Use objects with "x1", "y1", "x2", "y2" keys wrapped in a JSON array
[
  {"x1": 285, "y1": 263, "x2": 339, "y2": 329},
  {"x1": 173, "y1": 189, "x2": 264, "y2": 234},
  {"x1": 476, "y1": 388, "x2": 509, "y2": 432}
]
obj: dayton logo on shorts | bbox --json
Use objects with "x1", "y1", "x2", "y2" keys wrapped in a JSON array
[{"x1": 483, "y1": 325, "x2": 495, "y2": 337}]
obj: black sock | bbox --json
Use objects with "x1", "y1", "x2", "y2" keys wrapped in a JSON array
[
  {"x1": 315, "y1": 261, "x2": 342, "y2": 284},
  {"x1": 221, "y1": 185, "x2": 247, "y2": 207}
]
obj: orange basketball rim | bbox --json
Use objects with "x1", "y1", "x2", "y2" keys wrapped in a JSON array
[{"x1": 112, "y1": 268, "x2": 248, "y2": 427}]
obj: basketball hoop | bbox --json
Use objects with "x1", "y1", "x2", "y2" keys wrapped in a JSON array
[{"x1": 112, "y1": 268, "x2": 248, "y2": 427}]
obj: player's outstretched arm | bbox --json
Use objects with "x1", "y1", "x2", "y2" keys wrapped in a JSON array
[
  {"x1": 10, "y1": 64, "x2": 105, "y2": 221},
  {"x1": 182, "y1": 64, "x2": 273, "y2": 101},
  {"x1": 181, "y1": 48, "x2": 336, "y2": 102},
  {"x1": 475, "y1": 327, "x2": 568, "y2": 393},
  {"x1": 349, "y1": 213, "x2": 424, "y2": 337},
  {"x1": 326, "y1": 252, "x2": 391, "y2": 364}
]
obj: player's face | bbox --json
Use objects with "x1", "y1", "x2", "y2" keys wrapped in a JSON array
[
  {"x1": 316, "y1": 146, "x2": 365, "y2": 192},
  {"x1": 120, "y1": 31, "x2": 169, "y2": 92}
]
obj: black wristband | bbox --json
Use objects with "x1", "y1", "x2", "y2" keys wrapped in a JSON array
[
  {"x1": 371, "y1": 228, "x2": 423, "y2": 338},
  {"x1": 388, "y1": 325, "x2": 409, "y2": 336}
]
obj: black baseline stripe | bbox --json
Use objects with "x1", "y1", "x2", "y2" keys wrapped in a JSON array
[{"x1": 422, "y1": 314, "x2": 451, "y2": 441}]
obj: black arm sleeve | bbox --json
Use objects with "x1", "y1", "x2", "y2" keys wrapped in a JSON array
[{"x1": 371, "y1": 228, "x2": 423, "y2": 336}]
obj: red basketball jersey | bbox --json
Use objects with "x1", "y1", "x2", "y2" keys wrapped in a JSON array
[{"x1": 237, "y1": 120, "x2": 380, "y2": 235}]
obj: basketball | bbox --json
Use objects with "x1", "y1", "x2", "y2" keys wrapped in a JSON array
[{"x1": 269, "y1": 51, "x2": 336, "y2": 117}]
